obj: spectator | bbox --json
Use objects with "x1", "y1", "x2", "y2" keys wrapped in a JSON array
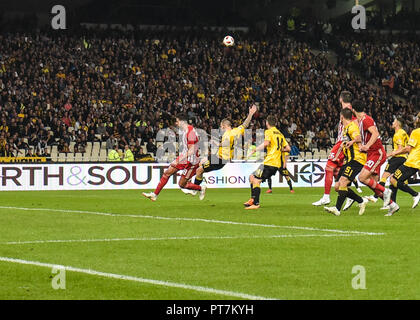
[
  {"x1": 108, "y1": 145, "x2": 121, "y2": 162},
  {"x1": 123, "y1": 145, "x2": 135, "y2": 162},
  {"x1": 146, "y1": 138, "x2": 157, "y2": 155}
]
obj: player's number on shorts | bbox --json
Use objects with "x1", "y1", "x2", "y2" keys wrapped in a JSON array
[
  {"x1": 344, "y1": 166, "x2": 353, "y2": 177},
  {"x1": 394, "y1": 169, "x2": 402, "y2": 180},
  {"x1": 329, "y1": 152, "x2": 335, "y2": 160},
  {"x1": 366, "y1": 160, "x2": 375, "y2": 168}
]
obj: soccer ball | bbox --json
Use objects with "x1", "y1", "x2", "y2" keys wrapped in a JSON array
[{"x1": 223, "y1": 35, "x2": 234, "y2": 47}]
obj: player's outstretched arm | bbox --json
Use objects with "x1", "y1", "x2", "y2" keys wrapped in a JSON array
[
  {"x1": 242, "y1": 104, "x2": 258, "y2": 129},
  {"x1": 390, "y1": 145, "x2": 412, "y2": 157},
  {"x1": 249, "y1": 140, "x2": 270, "y2": 157}
]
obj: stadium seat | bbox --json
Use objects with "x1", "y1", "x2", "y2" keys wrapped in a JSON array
[
  {"x1": 57, "y1": 153, "x2": 66, "y2": 162},
  {"x1": 85, "y1": 144, "x2": 92, "y2": 155},
  {"x1": 296, "y1": 152, "x2": 305, "y2": 162},
  {"x1": 99, "y1": 149, "x2": 107, "y2": 158},
  {"x1": 319, "y1": 150, "x2": 328, "y2": 160},
  {"x1": 91, "y1": 145, "x2": 100, "y2": 156},
  {"x1": 52, "y1": 145, "x2": 58, "y2": 154},
  {"x1": 51, "y1": 153, "x2": 58, "y2": 162},
  {"x1": 74, "y1": 153, "x2": 83, "y2": 162},
  {"x1": 82, "y1": 153, "x2": 91, "y2": 162},
  {"x1": 69, "y1": 141, "x2": 76, "y2": 153},
  {"x1": 99, "y1": 154, "x2": 107, "y2": 162},
  {"x1": 66, "y1": 153, "x2": 75, "y2": 162},
  {"x1": 304, "y1": 152, "x2": 313, "y2": 160}
]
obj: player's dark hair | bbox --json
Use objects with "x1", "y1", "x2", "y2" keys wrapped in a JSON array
[
  {"x1": 340, "y1": 91, "x2": 353, "y2": 104},
  {"x1": 352, "y1": 100, "x2": 365, "y2": 113},
  {"x1": 341, "y1": 108, "x2": 353, "y2": 120},
  {"x1": 266, "y1": 115, "x2": 277, "y2": 126},
  {"x1": 176, "y1": 113, "x2": 188, "y2": 122},
  {"x1": 396, "y1": 117, "x2": 404, "y2": 127}
]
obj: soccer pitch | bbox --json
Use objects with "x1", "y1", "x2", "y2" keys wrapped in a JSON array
[{"x1": 0, "y1": 187, "x2": 419, "y2": 300}]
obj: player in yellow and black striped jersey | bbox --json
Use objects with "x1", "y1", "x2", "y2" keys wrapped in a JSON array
[
  {"x1": 244, "y1": 115, "x2": 291, "y2": 209},
  {"x1": 324, "y1": 108, "x2": 368, "y2": 216},
  {"x1": 384, "y1": 112, "x2": 420, "y2": 215},
  {"x1": 370, "y1": 118, "x2": 411, "y2": 204},
  {"x1": 192, "y1": 105, "x2": 257, "y2": 188},
  {"x1": 384, "y1": 118, "x2": 409, "y2": 177}
]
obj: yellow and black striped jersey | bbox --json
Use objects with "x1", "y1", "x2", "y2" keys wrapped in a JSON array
[
  {"x1": 392, "y1": 128, "x2": 409, "y2": 159},
  {"x1": 405, "y1": 128, "x2": 420, "y2": 169},
  {"x1": 343, "y1": 121, "x2": 367, "y2": 165},
  {"x1": 218, "y1": 125, "x2": 245, "y2": 160},
  {"x1": 263, "y1": 127, "x2": 288, "y2": 168}
]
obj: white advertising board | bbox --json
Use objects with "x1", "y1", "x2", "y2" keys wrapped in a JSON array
[{"x1": 0, "y1": 161, "x2": 346, "y2": 191}]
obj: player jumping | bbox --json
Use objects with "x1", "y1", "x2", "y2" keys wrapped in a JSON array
[
  {"x1": 192, "y1": 104, "x2": 257, "y2": 189},
  {"x1": 142, "y1": 113, "x2": 206, "y2": 201},
  {"x1": 312, "y1": 91, "x2": 361, "y2": 206},
  {"x1": 324, "y1": 108, "x2": 368, "y2": 216},
  {"x1": 342, "y1": 100, "x2": 391, "y2": 211}
]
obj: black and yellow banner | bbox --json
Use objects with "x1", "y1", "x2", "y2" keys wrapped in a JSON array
[{"x1": 0, "y1": 157, "x2": 47, "y2": 163}]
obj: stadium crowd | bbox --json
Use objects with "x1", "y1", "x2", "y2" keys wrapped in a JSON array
[{"x1": 0, "y1": 26, "x2": 418, "y2": 159}]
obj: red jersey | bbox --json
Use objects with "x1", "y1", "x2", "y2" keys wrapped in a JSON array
[
  {"x1": 358, "y1": 114, "x2": 383, "y2": 152},
  {"x1": 180, "y1": 125, "x2": 200, "y2": 165}
]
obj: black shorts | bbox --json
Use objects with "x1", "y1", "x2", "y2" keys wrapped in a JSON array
[
  {"x1": 279, "y1": 168, "x2": 290, "y2": 177},
  {"x1": 253, "y1": 164, "x2": 279, "y2": 182},
  {"x1": 202, "y1": 155, "x2": 227, "y2": 173},
  {"x1": 394, "y1": 164, "x2": 419, "y2": 184},
  {"x1": 385, "y1": 157, "x2": 406, "y2": 174},
  {"x1": 337, "y1": 160, "x2": 364, "y2": 181}
]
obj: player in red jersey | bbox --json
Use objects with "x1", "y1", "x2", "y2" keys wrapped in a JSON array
[
  {"x1": 343, "y1": 100, "x2": 392, "y2": 209},
  {"x1": 312, "y1": 91, "x2": 362, "y2": 206},
  {"x1": 142, "y1": 113, "x2": 206, "y2": 201}
]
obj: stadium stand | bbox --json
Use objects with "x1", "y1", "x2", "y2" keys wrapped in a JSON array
[{"x1": 0, "y1": 24, "x2": 418, "y2": 162}]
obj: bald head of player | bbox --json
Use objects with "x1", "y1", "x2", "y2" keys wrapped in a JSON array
[
  {"x1": 220, "y1": 119, "x2": 232, "y2": 132},
  {"x1": 339, "y1": 91, "x2": 353, "y2": 109}
]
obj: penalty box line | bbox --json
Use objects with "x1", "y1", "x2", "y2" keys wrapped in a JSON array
[
  {"x1": 0, "y1": 256, "x2": 277, "y2": 300},
  {"x1": 2, "y1": 233, "x2": 370, "y2": 245},
  {"x1": 0, "y1": 206, "x2": 385, "y2": 236}
]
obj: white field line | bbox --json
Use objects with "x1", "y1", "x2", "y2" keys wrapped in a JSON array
[
  {"x1": 3, "y1": 233, "x2": 369, "y2": 245},
  {"x1": 0, "y1": 206, "x2": 385, "y2": 236},
  {"x1": 0, "y1": 256, "x2": 276, "y2": 300}
]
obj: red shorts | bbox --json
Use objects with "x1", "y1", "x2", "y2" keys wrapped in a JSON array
[
  {"x1": 327, "y1": 141, "x2": 345, "y2": 169},
  {"x1": 170, "y1": 159, "x2": 199, "y2": 180},
  {"x1": 364, "y1": 147, "x2": 386, "y2": 175}
]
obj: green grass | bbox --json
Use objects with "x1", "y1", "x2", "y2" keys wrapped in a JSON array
[{"x1": 0, "y1": 187, "x2": 419, "y2": 300}]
